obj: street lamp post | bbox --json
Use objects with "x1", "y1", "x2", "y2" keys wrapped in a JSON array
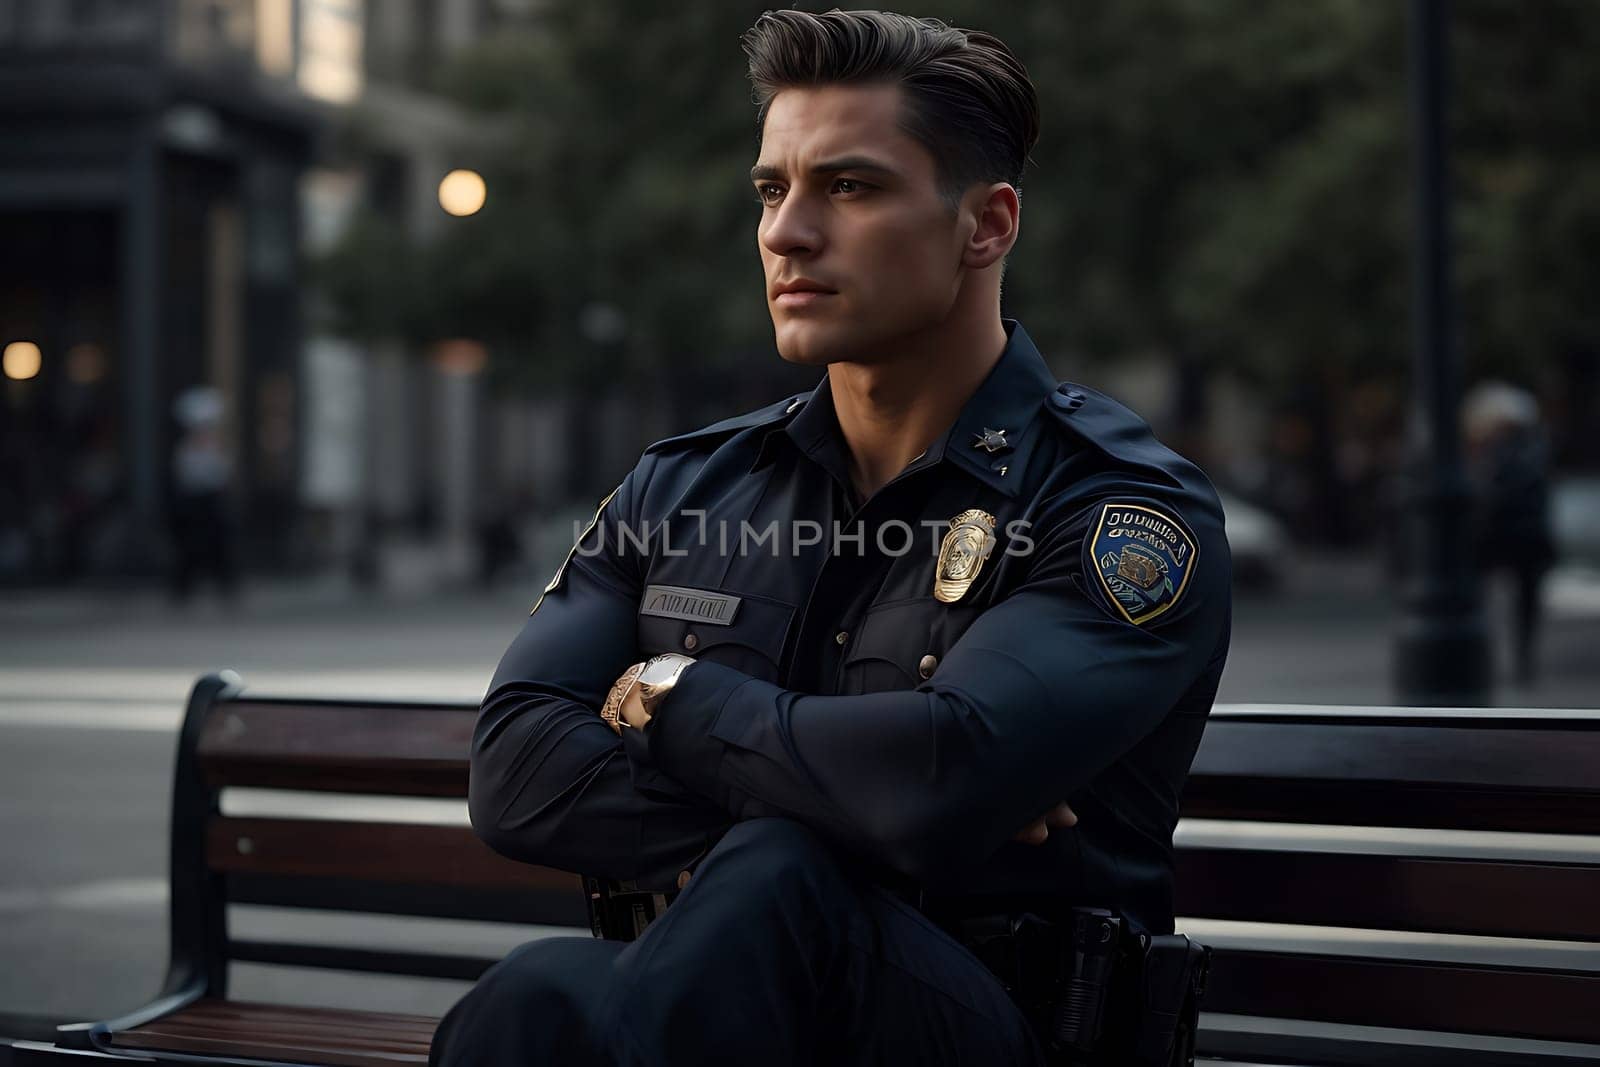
[{"x1": 1393, "y1": 0, "x2": 1491, "y2": 704}]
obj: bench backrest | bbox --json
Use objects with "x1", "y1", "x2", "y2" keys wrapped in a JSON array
[
  {"x1": 1176, "y1": 705, "x2": 1600, "y2": 1061},
  {"x1": 162, "y1": 673, "x2": 585, "y2": 1003}
]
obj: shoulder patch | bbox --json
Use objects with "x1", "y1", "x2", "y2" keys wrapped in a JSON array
[{"x1": 1085, "y1": 501, "x2": 1198, "y2": 625}]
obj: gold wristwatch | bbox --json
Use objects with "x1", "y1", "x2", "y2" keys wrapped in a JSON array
[
  {"x1": 599, "y1": 663, "x2": 645, "y2": 734},
  {"x1": 624, "y1": 653, "x2": 696, "y2": 730}
]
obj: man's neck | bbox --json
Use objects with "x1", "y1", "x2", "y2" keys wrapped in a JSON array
[{"x1": 828, "y1": 314, "x2": 1009, "y2": 502}]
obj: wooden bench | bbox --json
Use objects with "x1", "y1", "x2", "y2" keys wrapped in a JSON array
[
  {"x1": 1179, "y1": 704, "x2": 1600, "y2": 1065},
  {"x1": 6, "y1": 677, "x2": 1599, "y2": 1065},
  {"x1": 9, "y1": 672, "x2": 589, "y2": 1067}
]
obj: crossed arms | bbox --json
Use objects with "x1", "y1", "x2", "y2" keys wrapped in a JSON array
[{"x1": 469, "y1": 470, "x2": 1228, "y2": 888}]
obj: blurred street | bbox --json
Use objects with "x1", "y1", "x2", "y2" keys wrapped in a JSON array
[{"x1": 2, "y1": 557, "x2": 1598, "y2": 1030}]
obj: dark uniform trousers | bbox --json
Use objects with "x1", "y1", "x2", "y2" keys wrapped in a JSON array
[
  {"x1": 436, "y1": 320, "x2": 1231, "y2": 1065},
  {"x1": 428, "y1": 817, "x2": 1044, "y2": 1066}
]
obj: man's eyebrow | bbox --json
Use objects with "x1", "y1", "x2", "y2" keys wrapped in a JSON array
[{"x1": 749, "y1": 157, "x2": 901, "y2": 182}]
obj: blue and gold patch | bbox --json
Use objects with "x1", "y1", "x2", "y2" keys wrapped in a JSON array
[{"x1": 1088, "y1": 502, "x2": 1197, "y2": 626}]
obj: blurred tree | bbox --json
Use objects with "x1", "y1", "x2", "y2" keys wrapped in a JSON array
[
  {"x1": 423, "y1": 5, "x2": 782, "y2": 412},
  {"x1": 314, "y1": 0, "x2": 1600, "y2": 514},
  {"x1": 1452, "y1": 0, "x2": 1600, "y2": 467},
  {"x1": 311, "y1": 208, "x2": 421, "y2": 343}
]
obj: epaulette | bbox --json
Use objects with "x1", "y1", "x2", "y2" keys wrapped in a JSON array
[
  {"x1": 642, "y1": 392, "x2": 809, "y2": 457},
  {"x1": 1042, "y1": 382, "x2": 1194, "y2": 489}
]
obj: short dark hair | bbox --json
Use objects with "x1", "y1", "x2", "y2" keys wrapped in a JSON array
[{"x1": 742, "y1": 8, "x2": 1040, "y2": 212}]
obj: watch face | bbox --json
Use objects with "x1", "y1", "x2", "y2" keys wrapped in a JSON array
[{"x1": 640, "y1": 657, "x2": 680, "y2": 687}]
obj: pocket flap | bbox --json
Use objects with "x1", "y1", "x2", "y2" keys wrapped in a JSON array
[{"x1": 638, "y1": 592, "x2": 794, "y2": 677}]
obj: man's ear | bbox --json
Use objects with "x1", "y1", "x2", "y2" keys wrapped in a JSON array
[{"x1": 961, "y1": 182, "x2": 1020, "y2": 271}]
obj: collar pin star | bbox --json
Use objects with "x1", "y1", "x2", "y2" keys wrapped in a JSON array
[{"x1": 972, "y1": 427, "x2": 1010, "y2": 454}]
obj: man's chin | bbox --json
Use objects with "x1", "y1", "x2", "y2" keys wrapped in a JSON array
[{"x1": 771, "y1": 318, "x2": 860, "y2": 366}]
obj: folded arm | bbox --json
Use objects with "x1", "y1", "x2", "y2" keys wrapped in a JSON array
[
  {"x1": 643, "y1": 496, "x2": 1230, "y2": 883},
  {"x1": 470, "y1": 474, "x2": 732, "y2": 889}
]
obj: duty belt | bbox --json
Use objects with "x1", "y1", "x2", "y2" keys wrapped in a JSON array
[{"x1": 955, "y1": 907, "x2": 1210, "y2": 1067}]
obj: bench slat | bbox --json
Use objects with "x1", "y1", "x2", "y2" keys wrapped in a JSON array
[
  {"x1": 206, "y1": 817, "x2": 580, "y2": 893},
  {"x1": 198, "y1": 702, "x2": 474, "y2": 797},
  {"x1": 228, "y1": 939, "x2": 502, "y2": 982},
  {"x1": 1183, "y1": 777, "x2": 1600, "y2": 835},
  {"x1": 1191, "y1": 720, "x2": 1600, "y2": 790},
  {"x1": 1203, "y1": 949, "x2": 1600, "y2": 1045},
  {"x1": 1196, "y1": 1010, "x2": 1600, "y2": 1067},
  {"x1": 122, "y1": 1016, "x2": 426, "y2": 1053},
  {"x1": 108, "y1": 999, "x2": 437, "y2": 1067},
  {"x1": 226, "y1": 872, "x2": 590, "y2": 926},
  {"x1": 112, "y1": 1029, "x2": 427, "y2": 1065},
  {"x1": 179, "y1": 997, "x2": 438, "y2": 1036},
  {"x1": 1176, "y1": 850, "x2": 1600, "y2": 941}
]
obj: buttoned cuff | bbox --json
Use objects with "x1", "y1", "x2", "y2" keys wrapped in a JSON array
[{"x1": 646, "y1": 659, "x2": 778, "y2": 811}]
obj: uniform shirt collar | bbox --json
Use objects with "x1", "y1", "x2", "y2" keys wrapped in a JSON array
[
  {"x1": 756, "y1": 319, "x2": 1058, "y2": 498},
  {"x1": 935, "y1": 319, "x2": 1058, "y2": 496}
]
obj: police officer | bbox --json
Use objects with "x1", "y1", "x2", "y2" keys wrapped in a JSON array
[{"x1": 430, "y1": 10, "x2": 1230, "y2": 1066}]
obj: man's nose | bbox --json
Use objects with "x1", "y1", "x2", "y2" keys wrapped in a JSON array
[{"x1": 759, "y1": 194, "x2": 824, "y2": 260}]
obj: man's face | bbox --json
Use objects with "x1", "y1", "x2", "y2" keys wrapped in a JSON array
[{"x1": 752, "y1": 84, "x2": 970, "y2": 366}]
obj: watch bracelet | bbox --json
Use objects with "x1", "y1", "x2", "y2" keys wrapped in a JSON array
[{"x1": 599, "y1": 662, "x2": 644, "y2": 734}]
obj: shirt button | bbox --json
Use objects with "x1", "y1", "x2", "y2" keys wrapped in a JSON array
[
  {"x1": 1051, "y1": 387, "x2": 1086, "y2": 412},
  {"x1": 835, "y1": 631, "x2": 849, "y2": 646},
  {"x1": 918, "y1": 654, "x2": 938, "y2": 679},
  {"x1": 684, "y1": 633, "x2": 699, "y2": 651}
]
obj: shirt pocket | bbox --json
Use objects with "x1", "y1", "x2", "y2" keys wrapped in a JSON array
[
  {"x1": 636, "y1": 592, "x2": 794, "y2": 683},
  {"x1": 842, "y1": 597, "x2": 981, "y2": 694}
]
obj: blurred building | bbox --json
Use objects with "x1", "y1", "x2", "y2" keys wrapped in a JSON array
[
  {"x1": 0, "y1": 0, "x2": 329, "y2": 581},
  {"x1": 0, "y1": 0, "x2": 544, "y2": 586},
  {"x1": 300, "y1": 0, "x2": 544, "y2": 590}
]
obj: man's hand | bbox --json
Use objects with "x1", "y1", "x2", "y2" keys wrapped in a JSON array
[
  {"x1": 1011, "y1": 801, "x2": 1077, "y2": 845},
  {"x1": 618, "y1": 663, "x2": 649, "y2": 729}
]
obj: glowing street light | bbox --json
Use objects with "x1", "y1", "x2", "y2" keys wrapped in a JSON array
[
  {"x1": 3, "y1": 341, "x2": 42, "y2": 381},
  {"x1": 438, "y1": 169, "x2": 487, "y2": 217}
]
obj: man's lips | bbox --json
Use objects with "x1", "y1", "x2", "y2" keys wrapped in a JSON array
[
  {"x1": 772, "y1": 277, "x2": 837, "y2": 297},
  {"x1": 774, "y1": 290, "x2": 834, "y2": 307},
  {"x1": 772, "y1": 280, "x2": 837, "y2": 309}
]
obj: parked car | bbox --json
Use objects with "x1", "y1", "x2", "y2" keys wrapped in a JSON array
[
  {"x1": 1551, "y1": 476, "x2": 1600, "y2": 568},
  {"x1": 1217, "y1": 491, "x2": 1290, "y2": 591}
]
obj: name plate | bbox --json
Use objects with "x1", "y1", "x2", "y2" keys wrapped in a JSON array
[{"x1": 639, "y1": 585, "x2": 741, "y2": 625}]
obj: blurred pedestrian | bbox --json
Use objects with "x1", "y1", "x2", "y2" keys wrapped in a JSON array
[
  {"x1": 1464, "y1": 381, "x2": 1554, "y2": 684},
  {"x1": 168, "y1": 386, "x2": 238, "y2": 604}
]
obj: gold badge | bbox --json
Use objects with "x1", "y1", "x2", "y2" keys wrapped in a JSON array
[{"x1": 934, "y1": 509, "x2": 998, "y2": 603}]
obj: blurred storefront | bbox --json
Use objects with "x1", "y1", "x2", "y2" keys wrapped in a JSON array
[
  {"x1": 1, "y1": 0, "x2": 543, "y2": 587},
  {"x1": 0, "y1": 0, "x2": 323, "y2": 581}
]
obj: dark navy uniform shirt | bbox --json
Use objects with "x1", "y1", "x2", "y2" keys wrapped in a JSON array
[{"x1": 473, "y1": 320, "x2": 1231, "y2": 934}]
